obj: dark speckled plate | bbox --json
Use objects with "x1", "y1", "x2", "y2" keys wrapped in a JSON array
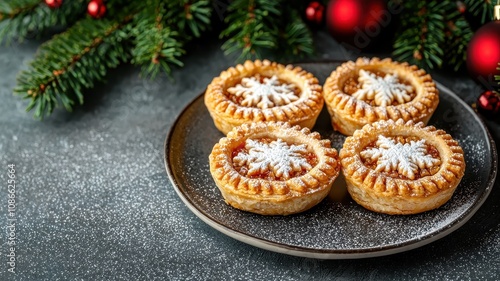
[{"x1": 164, "y1": 62, "x2": 497, "y2": 259}]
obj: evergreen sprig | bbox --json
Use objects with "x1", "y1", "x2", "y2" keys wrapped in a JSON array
[
  {"x1": 393, "y1": 1, "x2": 448, "y2": 70},
  {"x1": 278, "y1": 9, "x2": 314, "y2": 59},
  {"x1": 166, "y1": 0, "x2": 212, "y2": 38},
  {"x1": 15, "y1": 15, "x2": 132, "y2": 118},
  {"x1": 220, "y1": 0, "x2": 282, "y2": 61},
  {"x1": 130, "y1": 0, "x2": 184, "y2": 79},
  {"x1": 130, "y1": 0, "x2": 212, "y2": 78},
  {"x1": 464, "y1": 0, "x2": 495, "y2": 24},
  {"x1": 0, "y1": 0, "x2": 86, "y2": 44},
  {"x1": 445, "y1": 15, "x2": 473, "y2": 71}
]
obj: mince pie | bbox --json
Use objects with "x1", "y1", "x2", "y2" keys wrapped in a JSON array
[
  {"x1": 205, "y1": 60, "x2": 324, "y2": 135},
  {"x1": 323, "y1": 57, "x2": 439, "y2": 135},
  {"x1": 339, "y1": 119, "x2": 465, "y2": 215},
  {"x1": 209, "y1": 122, "x2": 340, "y2": 215}
]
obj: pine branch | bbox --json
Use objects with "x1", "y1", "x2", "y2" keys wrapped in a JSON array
[
  {"x1": 278, "y1": 10, "x2": 314, "y2": 59},
  {"x1": 0, "y1": 0, "x2": 38, "y2": 19},
  {"x1": 0, "y1": 0, "x2": 87, "y2": 44},
  {"x1": 14, "y1": 14, "x2": 133, "y2": 119},
  {"x1": 444, "y1": 14, "x2": 473, "y2": 71},
  {"x1": 220, "y1": 0, "x2": 282, "y2": 61},
  {"x1": 131, "y1": 0, "x2": 185, "y2": 78},
  {"x1": 166, "y1": 0, "x2": 212, "y2": 38},
  {"x1": 393, "y1": 1, "x2": 449, "y2": 70},
  {"x1": 464, "y1": 0, "x2": 495, "y2": 24}
]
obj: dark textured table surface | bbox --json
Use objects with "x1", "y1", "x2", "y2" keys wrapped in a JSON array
[{"x1": 1, "y1": 32, "x2": 499, "y2": 280}]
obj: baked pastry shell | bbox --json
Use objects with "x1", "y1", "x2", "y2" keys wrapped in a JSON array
[
  {"x1": 339, "y1": 119, "x2": 466, "y2": 215},
  {"x1": 209, "y1": 122, "x2": 340, "y2": 215},
  {"x1": 323, "y1": 57, "x2": 440, "y2": 136},
  {"x1": 205, "y1": 60, "x2": 324, "y2": 135}
]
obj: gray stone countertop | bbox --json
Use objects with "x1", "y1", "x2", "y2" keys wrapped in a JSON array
[{"x1": 0, "y1": 32, "x2": 499, "y2": 280}]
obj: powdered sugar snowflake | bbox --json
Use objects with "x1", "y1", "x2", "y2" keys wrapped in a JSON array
[
  {"x1": 233, "y1": 138, "x2": 312, "y2": 180},
  {"x1": 352, "y1": 69, "x2": 414, "y2": 107},
  {"x1": 360, "y1": 136, "x2": 441, "y2": 180},
  {"x1": 227, "y1": 75, "x2": 298, "y2": 109}
]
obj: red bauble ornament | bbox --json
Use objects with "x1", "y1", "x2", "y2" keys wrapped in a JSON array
[
  {"x1": 456, "y1": 1, "x2": 466, "y2": 14},
  {"x1": 466, "y1": 21, "x2": 500, "y2": 86},
  {"x1": 305, "y1": 1, "x2": 325, "y2": 27},
  {"x1": 477, "y1": 90, "x2": 500, "y2": 117},
  {"x1": 467, "y1": 5, "x2": 500, "y2": 87},
  {"x1": 45, "y1": 0, "x2": 63, "y2": 9},
  {"x1": 88, "y1": 0, "x2": 106, "y2": 19},
  {"x1": 326, "y1": 0, "x2": 388, "y2": 49}
]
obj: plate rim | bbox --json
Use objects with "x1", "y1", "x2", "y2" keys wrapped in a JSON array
[{"x1": 163, "y1": 67, "x2": 498, "y2": 259}]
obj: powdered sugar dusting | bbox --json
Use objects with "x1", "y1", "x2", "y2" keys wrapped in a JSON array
[
  {"x1": 360, "y1": 136, "x2": 441, "y2": 179},
  {"x1": 227, "y1": 75, "x2": 298, "y2": 109},
  {"x1": 353, "y1": 69, "x2": 413, "y2": 106},
  {"x1": 233, "y1": 138, "x2": 311, "y2": 179}
]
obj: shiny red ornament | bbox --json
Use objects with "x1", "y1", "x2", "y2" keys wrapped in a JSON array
[
  {"x1": 466, "y1": 21, "x2": 500, "y2": 86},
  {"x1": 305, "y1": 1, "x2": 325, "y2": 26},
  {"x1": 477, "y1": 90, "x2": 500, "y2": 116},
  {"x1": 88, "y1": 0, "x2": 106, "y2": 19},
  {"x1": 45, "y1": 0, "x2": 63, "y2": 9},
  {"x1": 326, "y1": 0, "x2": 388, "y2": 49},
  {"x1": 456, "y1": 1, "x2": 466, "y2": 14}
]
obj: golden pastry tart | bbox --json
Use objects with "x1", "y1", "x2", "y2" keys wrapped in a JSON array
[
  {"x1": 205, "y1": 60, "x2": 323, "y2": 135},
  {"x1": 323, "y1": 57, "x2": 439, "y2": 135},
  {"x1": 209, "y1": 122, "x2": 340, "y2": 215},
  {"x1": 339, "y1": 119, "x2": 465, "y2": 215}
]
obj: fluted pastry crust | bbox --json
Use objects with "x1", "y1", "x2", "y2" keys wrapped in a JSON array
[
  {"x1": 339, "y1": 119, "x2": 465, "y2": 215},
  {"x1": 323, "y1": 57, "x2": 439, "y2": 136},
  {"x1": 209, "y1": 122, "x2": 340, "y2": 215},
  {"x1": 205, "y1": 60, "x2": 324, "y2": 135}
]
